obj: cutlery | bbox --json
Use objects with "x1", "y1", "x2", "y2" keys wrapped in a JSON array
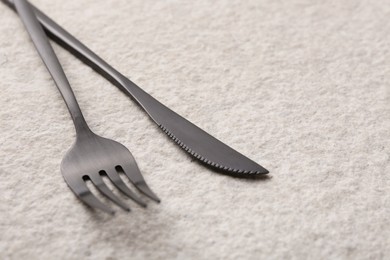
[
  {"x1": 13, "y1": 0, "x2": 159, "y2": 214},
  {"x1": 3, "y1": 0, "x2": 268, "y2": 176}
]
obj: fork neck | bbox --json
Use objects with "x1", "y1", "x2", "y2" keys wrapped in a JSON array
[{"x1": 66, "y1": 100, "x2": 92, "y2": 137}]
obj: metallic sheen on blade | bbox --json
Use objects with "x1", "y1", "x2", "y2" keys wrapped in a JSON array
[{"x1": 3, "y1": 0, "x2": 269, "y2": 175}]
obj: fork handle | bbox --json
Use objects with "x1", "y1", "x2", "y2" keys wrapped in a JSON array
[{"x1": 13, "y1": 0, "x2": 91, "y2": 135}]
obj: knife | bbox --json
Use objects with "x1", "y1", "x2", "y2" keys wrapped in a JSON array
[{"x1": 2, "y1": 0, "x2": 269, "y2": 176}]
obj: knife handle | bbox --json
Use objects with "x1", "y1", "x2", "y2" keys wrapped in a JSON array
[
  {"x1": 3, "y1": 0, "x2": 169, "y2": 122},
  {"x1": 3, "y1": 0, "x2": 122, "y2": 82}
]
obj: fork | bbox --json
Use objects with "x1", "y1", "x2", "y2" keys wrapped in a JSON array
[{"x1": 13, "y1": 0, "x2": 160, "y2": 214}]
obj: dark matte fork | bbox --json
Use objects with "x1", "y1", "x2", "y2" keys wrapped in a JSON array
[{"x1": 13, "y1": 0, "x2": 160, "y2": 214}]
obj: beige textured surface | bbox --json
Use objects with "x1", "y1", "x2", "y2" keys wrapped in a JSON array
[{"x1": 1, "y1": 0, "x2": 389, "y2": 259}]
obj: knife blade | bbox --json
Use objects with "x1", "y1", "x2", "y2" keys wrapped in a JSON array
[{"x1": 2, "y1": 0, "x2": 269, "y2": 176}]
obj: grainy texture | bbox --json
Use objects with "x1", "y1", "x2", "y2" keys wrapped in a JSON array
[{"x1": 0, "y1": 0, "x2": 389, "y2": 259}]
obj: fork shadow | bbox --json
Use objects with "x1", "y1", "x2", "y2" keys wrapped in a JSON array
[{"x1": 79, "y1": 195, "x2": 175, "y2": 255}]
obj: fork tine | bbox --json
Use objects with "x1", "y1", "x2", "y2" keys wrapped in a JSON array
[
  {"x1": 89, "y1": 174, "x2": 130, "y2": 211},
  {"x1": 120, "y1": 164, "x2": 161, "y2": 203},
  {"x1": 65, "y1": 177, "x2": 115, "y2": 214},
  {"x1": 80, "y1": 192, "x2": 115, "y2": 215},
  {"x1": 134, "y1": 181, "x2": 161, "y2": 203},
  {"x1": 104, "y1": 169, "x2": 147, "y2": 207}
]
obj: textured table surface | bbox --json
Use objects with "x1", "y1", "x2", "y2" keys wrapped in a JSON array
[{"x1": 1, "y1": 0, "x2": 389, "y2": 259}]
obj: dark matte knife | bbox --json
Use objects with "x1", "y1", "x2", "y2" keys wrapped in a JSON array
[{"x1": 2, "y1": 0, "x2": 269, "y2": 176}]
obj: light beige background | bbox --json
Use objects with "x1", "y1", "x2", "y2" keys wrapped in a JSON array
[{"x1": 0, "y1": 0, "x2": 389, "y2": 259}]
